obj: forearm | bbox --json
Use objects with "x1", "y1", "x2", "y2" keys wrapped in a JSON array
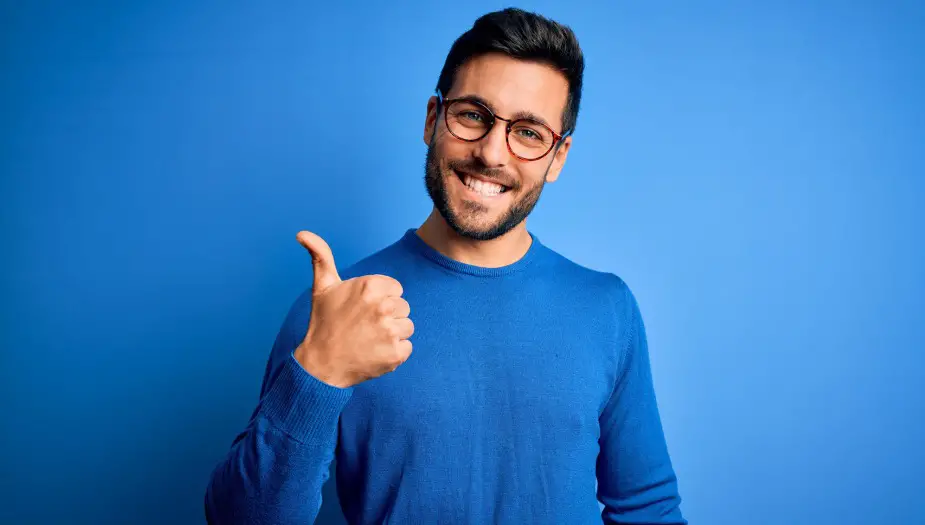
[
  {"x1": 205, "y1": 356, "x2": 352, "y2": 524},
  {"x1": 598, "y1": 278, "x2": 686, "y2": 524}
]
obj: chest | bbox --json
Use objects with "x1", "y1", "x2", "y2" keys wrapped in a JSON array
[{"x1": 339, "y1": 301, "x2": 619, "y2": 448}]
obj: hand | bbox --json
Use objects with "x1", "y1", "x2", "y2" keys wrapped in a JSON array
[{"x1": 292, "y1": 231, "x2": 414, "y2": 388}]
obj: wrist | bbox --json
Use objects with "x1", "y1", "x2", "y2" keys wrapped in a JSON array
[{"x1": 294, "y1": 342, "x2": 353, "y2": 388}]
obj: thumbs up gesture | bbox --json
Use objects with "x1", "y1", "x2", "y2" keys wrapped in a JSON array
[{"x1": 293, "y1": 231, "x2": 414, "y2": 388}]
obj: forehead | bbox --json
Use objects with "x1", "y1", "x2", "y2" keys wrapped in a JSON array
[{"x1": 448, "y1": 53, "x2": 569, "y2": 127}]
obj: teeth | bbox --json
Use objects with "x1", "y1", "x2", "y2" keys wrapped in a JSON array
[{"x1": 463, "y1": 175, "x2": 504, "y2": 196}]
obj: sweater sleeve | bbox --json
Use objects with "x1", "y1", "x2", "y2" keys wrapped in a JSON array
[
  {"x1": 597, "y1": 281, "x2": 687, "y2": 525},
  {"x1": 204, "y1": 289, "x2": 353, "y2": 524}
]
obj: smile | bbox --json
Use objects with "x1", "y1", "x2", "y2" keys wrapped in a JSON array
[{"x1": 454, "y1": 170, "x2": 510, "y2": 198}]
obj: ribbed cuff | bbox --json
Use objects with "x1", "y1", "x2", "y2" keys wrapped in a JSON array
[{"x1": 260, "y1": 355, "x2": 354, "y2": 443}]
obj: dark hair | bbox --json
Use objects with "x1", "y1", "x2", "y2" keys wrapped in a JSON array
[{"x1": 435, "y1": 8, "x2": 584, "y2": 135}]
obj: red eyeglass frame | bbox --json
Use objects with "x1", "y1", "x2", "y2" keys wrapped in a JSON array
[{"x1": 436, "y1": 90, "x2": 571, "y2": 162}]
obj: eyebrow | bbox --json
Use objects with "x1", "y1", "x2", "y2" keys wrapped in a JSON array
[{"x1": 456, "y1": 93, "x2": 559, "y2": 133}]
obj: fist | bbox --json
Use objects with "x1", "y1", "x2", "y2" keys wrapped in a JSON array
[{"x1": 292, "y1": 231, "x2": 414, "y2": 388}]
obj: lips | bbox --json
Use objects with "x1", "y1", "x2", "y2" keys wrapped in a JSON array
[{"x1": 453, "y1": 170, "x2": 511, "y2": 192}]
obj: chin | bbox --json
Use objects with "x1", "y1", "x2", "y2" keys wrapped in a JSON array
[{"x1": 445, "y1": 207, "x2": 521, "y2": 242}]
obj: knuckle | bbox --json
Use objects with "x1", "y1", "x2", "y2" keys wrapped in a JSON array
[
  {"x1": 378, "y1": 275, "x2": 403, "y2": 295},
  {"x1": 376, "y1": 299, "x2": 392, "y2": 316},
  {"x1": 369, "y1": 274, "x2": 389, "y2": 285},
  {"x1": 399, "y1": 341, "x2": 413, "y2": 360},
  {"x1": 359, "y1": 281, "x2": 378, "y2": 302}
]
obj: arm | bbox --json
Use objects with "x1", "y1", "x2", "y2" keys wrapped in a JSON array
[
  {"x1": 204, "y1": 289, "x2": 353, "y2": 524},
  {"x1": 597, "y1": 281, "x2": 687, "y2": 525}
]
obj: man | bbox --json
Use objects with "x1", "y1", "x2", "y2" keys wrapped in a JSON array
[{"x1": 206, "y1": 8, "x2": 686, "y2": 524}]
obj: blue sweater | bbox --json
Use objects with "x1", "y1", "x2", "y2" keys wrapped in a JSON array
[{"x1": 206, "y1": 228, "x2": 686, "y2": 524}]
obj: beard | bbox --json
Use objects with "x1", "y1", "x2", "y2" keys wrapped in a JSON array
[{"x1": 423, "y1": 140, "x2": 547, "y2": 241}]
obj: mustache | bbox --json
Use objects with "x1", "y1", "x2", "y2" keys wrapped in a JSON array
[{"x1": 446, "y1": 159, "x2": 517, "y2": 189}]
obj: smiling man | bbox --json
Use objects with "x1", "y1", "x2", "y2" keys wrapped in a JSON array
[{"x1": 206, "y1": 8, "x2": 686, "y2": 525}]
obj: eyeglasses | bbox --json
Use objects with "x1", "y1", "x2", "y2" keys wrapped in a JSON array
[{"x1": 436, "y1": 90, "x2": 570, "y2": 162}]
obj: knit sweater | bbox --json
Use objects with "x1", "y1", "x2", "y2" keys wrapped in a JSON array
[{"x1": 205, "y1": 228, "x2": 686, "y2": 524}]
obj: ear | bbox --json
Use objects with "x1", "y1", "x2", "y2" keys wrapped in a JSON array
[
  {"x1": 544, "y1": 135, "x2": 572, "y2": 183},
  {"x1": 423, "y1": 95, "x2": 439, "y2": 145}
]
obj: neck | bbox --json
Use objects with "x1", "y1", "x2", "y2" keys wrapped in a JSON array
[{"x1": 415, "y1": 208, "x2": 534, "y2": 268}]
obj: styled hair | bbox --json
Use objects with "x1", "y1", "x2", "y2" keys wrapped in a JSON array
[{"x1": 435, "y1": 7, "x2": 585, "y2": 134}]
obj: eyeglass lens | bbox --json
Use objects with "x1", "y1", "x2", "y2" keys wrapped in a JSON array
[{"x1": 445, "y1": 100, "x2": 555, "y2": 160}]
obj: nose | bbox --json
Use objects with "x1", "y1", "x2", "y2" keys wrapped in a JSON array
[{"x1": 473, "y1": 120, "x2": 510, "y2": 168}]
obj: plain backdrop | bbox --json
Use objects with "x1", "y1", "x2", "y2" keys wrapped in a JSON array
[{"x1": 2, "y1": 1, "x2": 923, "y2": 524}]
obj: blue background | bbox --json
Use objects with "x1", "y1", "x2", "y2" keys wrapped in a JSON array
[{"x1": 3, "y1": 1, "x2": 923, "y2": 524}]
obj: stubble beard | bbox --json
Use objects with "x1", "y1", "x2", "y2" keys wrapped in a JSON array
[{"x1": 423, "y1": 141, "x2": 546, "y2": 241}]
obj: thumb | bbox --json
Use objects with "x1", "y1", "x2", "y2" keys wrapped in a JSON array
[{"x1": 296, "y1": 230, "x2": 342, "y2": 294}]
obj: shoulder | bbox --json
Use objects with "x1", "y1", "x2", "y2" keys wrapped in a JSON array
[
  {"x1": 536, "y1": 243, "x2": 644, "y2": 367},
  {"x1": 536, "y1": 242, "x2": 637, "y2": 308}
]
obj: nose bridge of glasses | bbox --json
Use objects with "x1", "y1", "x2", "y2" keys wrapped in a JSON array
[
  {"x1": 483, "y1": 115, "x2": 511, "y2": 148},
  {"x1": 472, "y1": 106, "x2": 508, "y2": 141},
  {"x1": 493, "y1": 113, "x2": 513, "y2": 124},
  {"x1": 489, "y1": 114, "x2": 526, "y2": 141}
]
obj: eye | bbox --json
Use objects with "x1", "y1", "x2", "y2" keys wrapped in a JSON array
[
  {"x1": 460, "y1": 111, "x2": 485, "y2": 122},
  {"x1": 512, "y1": 125, "x2": 548, "y2": 143}
]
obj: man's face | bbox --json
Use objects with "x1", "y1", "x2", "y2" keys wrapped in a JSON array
[{"x1": 423, "y1": 53, "x2": 572, "y2": 241}]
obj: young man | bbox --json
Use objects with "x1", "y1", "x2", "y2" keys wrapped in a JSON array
[{"x1": 206, "y1": 8, "x2": 686, "y2": 524}]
